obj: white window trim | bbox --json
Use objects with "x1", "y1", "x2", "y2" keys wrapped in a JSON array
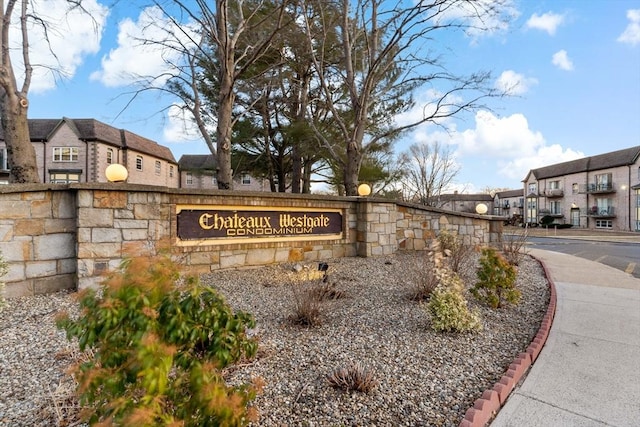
[{"x1": 53, "y1": 147, "x2": 79, "y2": 162}]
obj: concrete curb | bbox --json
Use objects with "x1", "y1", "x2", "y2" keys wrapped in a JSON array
[{"x1": 459, "y1": 255, "x2": 557, "y2": 427}]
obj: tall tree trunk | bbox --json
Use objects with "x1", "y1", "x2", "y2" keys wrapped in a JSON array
[
  {"x1": 215, "y1": 0, "x2": 233, "y2": 189},
  {"x1": 1, "y1": 94, "x2": 38, "y2": 183},
  {"x1": 344, "y1": 139, "x2": 361, "y2": 196}
]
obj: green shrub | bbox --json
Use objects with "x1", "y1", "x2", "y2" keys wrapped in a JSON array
[
  {"x1": 426, "y1": 269, "x2": 482, "y2": 333},
  {"x1": 472, "y1": 247, "x2": 520, "y2": 309},
  {"x1": 56, "y1": 253, "x2": 259, "y2": 426}
]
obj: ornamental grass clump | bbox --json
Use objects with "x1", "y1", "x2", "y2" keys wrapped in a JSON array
[
  {"x1": 472, "y1": 247, "x2": 521, "y2": 309},
  {"x1": 425, "y1": 240, "x2": 482, "y2": 333},
  {"x1": 56, "y1": 253, "x2": 260, "y2": 427},
  {"x1": 327, "y1": 362, "x2": 379, "y2": 393}
]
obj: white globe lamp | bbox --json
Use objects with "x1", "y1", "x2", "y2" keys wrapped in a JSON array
[
  {"x1": 475, "y1": 203, "x2": 488, "y2": 215},
  {"x1": 357, "y1": 183, "x2": 371, "y2": 197},
  {"x1": 105, "y1": 164, "x2": 128, "y2": 182}
]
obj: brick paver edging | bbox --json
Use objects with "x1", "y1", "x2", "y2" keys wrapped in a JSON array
[{"x1": 459, "y1": 255, "x2": 557, "y2": 427}]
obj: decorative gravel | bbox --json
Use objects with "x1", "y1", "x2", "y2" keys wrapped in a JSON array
[{"x1": 0, "y1": 252, "x2": 549, "y2": 426}]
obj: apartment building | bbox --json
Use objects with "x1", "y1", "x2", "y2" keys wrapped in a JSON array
[
  {"x1": 432, "y1": 192, "x2": 494, "y2": 214},
  {"x1": 0, "y1": 118, "x2": 179, "y2": 186},
  {"x1": 522, "y1": 145, "x2": 640, "y2": 231},
  {"x1": 493, "y1": 189, "x2": 524, "y2": 219},
  {"x1": 178, "y1": 154, "x2": 270, "y2": 191}
]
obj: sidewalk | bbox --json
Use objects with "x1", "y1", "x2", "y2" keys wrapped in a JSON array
[{"x1": 490, "y1": 249, "x2": 640, "y2": 426}]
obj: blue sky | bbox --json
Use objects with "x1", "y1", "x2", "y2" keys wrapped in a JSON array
[{"x1": 20, "y1": 0, "x2": 640, "y2": 192}]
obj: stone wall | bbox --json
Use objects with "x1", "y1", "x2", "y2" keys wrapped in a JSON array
[{"x1": 0, "y1": 184, "x2": 503, "y2": 297}]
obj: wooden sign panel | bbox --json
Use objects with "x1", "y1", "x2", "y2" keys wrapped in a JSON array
[{"x1": 176, "y1": 206, "x2": 343, "y2": 242}]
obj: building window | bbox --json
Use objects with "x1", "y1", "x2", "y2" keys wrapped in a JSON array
[
  {"x1": 106, "y1": 148, "x2": 113, "y2": 164},
  {"x1": 595, "y1": 219, "x2": 612, "y2": 229},
  {"x1": 241, "y1": 174, "x2": 251, "y2": 185},
  {"x1": 49, "y1": 171, "x2": 81, "y2": 183},
  {"x1": 595, "y1": 197, "x2": 612, "y2": 215},
  {"x1": 550, "y1": 201, "x2": 561, "y2": 215},
  {"x1": 212, "y1": 176, "x2": 217, "y2": 186},
  {"x1": 155, "y1": 160, "x2": 161, "y2": 175},
  {"x1": 572, "y1": 183, "x2": 578, "y2": 194},
  {"x1": 595, "y1": 173, "x2": 612, "y2": 191},
  {"x1": 528, "y1": 183, "x2": 537, "y2": 194},
  {"x1": 136, "y1": 155, "x2": 143, "y2": 171},
  {"x1": 53, "y1": 147, "x2": 78, "y2": 162},
  {"x1": 169, "y1": 165, "x2": 174, "y2": 178},
  {"x1": 0, "y1": 148, "x2": 7, "y2": 171},
  {"x1": 186, "y1": 172, "x2": 193, "y2": 185},
  {"x1": 549, "y1": 180, "x2": 560, "y2": 190}
]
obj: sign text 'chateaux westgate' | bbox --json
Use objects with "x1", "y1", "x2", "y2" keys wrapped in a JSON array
[{"x1": 177, "y1": 208, "x2": 343, "y2": 240}]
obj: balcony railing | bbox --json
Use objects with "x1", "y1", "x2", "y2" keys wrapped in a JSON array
[
  {"x1": 578, "y1": 183, "x2": 615, "y2": 194},
  {"x1": 582, "y1": 206, "x2": 616, "y2": 217},
  {"x1": 543, "y1": 189, "x2": 564, "y2": 197},
  {"x1": 538, "y1": 208, "x2": 563, "y2": 217}
]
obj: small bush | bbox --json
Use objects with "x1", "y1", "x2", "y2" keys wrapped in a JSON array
[
  {"x1": 472, "y1": 247, "x2": 520, "y2": 309},
  {"x1": 327, "y1": 362, "x2": 379, "y2": 393},
  {"x1": 501, "y1": 227, "x2": 528, "y2": 266},
  {"x1": 437, "y1": 230, "x2": 472, "y2": 273},
  {"x1": 426, "y1": 270, "x2": 482, "y2": 333},
  {"x1": 56, "y1": 253, "x2": 259, "y2": 426},
  {"x1": 311, "y1": 281, "x2": 346, "y2": 301},
  {"x1": 288, "y1": 283, "x2": 323, "y2": 326},
  {"x1": 409, "y1": 249, "x2": 439, "y2": 302}
]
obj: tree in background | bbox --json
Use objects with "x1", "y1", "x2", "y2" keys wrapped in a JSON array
[
  {"x1": 1, "y1": 0, "x2": 102, "y2": 183},
  {"x1": 299, "y1": 0, "x2": 514, "y2": 195},
  {"x1": 399, "y1": 141, "x2": 460, "y2": 205}
]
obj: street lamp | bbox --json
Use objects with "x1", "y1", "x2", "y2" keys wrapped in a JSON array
[
  {"x1": 475, "y1": 203, "x2": 488, "y2": 215},
  {"x1": 105, "y1": 164, "x2": 128, "y2": 182},
  {"x1": 357, "y1": 183, "x2": 371, "y2": 197}
]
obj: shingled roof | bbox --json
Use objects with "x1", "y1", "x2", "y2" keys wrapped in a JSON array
[
  {"x1": 0, "y1": 118, "x2": 176, "y2": 163},
  {"x1": 529, "y1": 145, "x2": 640, "y2": 180},
  {"x1": 178, "y1": 154, "x2": 217, "y2": 172},
  {"x1": 496, "y1": 189, "x2": 524, "y2": 198}
]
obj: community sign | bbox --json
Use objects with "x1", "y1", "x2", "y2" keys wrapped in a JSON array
[{"x1": 176, "y1": 206, "x2": 343, "y2": 243}]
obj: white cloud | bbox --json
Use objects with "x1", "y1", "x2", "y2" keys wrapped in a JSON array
[
  {"x1": 451, "y1": 111, "x2": 583, "y2": 180},
  {"x1": 617, "y1": 9, "x2": 640, "y2": 46},
  {"x1": 431, "y1": 0, "x2": 520, "y2": 40},
  {"x1": 91, "y1": 6, "x2": 197, "y2": 87},
  {"x1": 10, "y1": 0, "x2": 109, "y2": 93},
  {"x1": 495, "y1": 70, "x2": 538, "y2": 95},
  {"x1": 497, "y1": 144, "x2": 584, "y2": 180},
  {"x1": 525, "y1": 12, "x2": 565, "y2": 35},
  {"x1": 551, "y1": 50, "x2": 574, "y2": 71},
  {"x1": 163, "y1": 104, "x2": 205, "y2": 143},
  {"x1": 456, "y1": 111, "x2": 544, "y2": 159}
]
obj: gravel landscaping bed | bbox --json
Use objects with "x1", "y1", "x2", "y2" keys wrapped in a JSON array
[{"x1": 0, "y1": 251, "x2": 549, "y2": 426}]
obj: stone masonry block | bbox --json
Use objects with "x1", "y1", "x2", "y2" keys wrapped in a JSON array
[
  {"x1": 122, "y1": 229, "x2": 149, "y2": 241},
  {"x1": 44, "y1": 218, "x2": 76, "y2": 234},
  {"x1": 26, "y1": 260, "x2": 57, "y2": 278},
  {"x1": 94, "y1": 190, "x2": 127, "y2": 209},
  {"x1": 0, "y1": 201, "x2": 31, "y2": 219},
  {"x1": 14, "y1": 219, "x2": 45, "y2": 236},
  {"x1": 220, "y1": 253, "x2": 246, "y2": 268},
  {"x1": 92, "y1": 228, "x2": 122, "y2": 243},
  {"x1": 34, "y1": 233, "x2": 75, "y2": 259},
  {"x1": 246, "y1": 248, "x2": 276, "y2": 265},
  {"x1": 134, "y1": 203, "x2": 161, "y2": 219},
  {"x1": 77, "y1": 208, "x2": 113, "y2": 227}
]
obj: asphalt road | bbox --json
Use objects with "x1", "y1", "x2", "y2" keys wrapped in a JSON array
[{"x1": 525, "y1": 237, "x2": 640, "y2": 279}]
